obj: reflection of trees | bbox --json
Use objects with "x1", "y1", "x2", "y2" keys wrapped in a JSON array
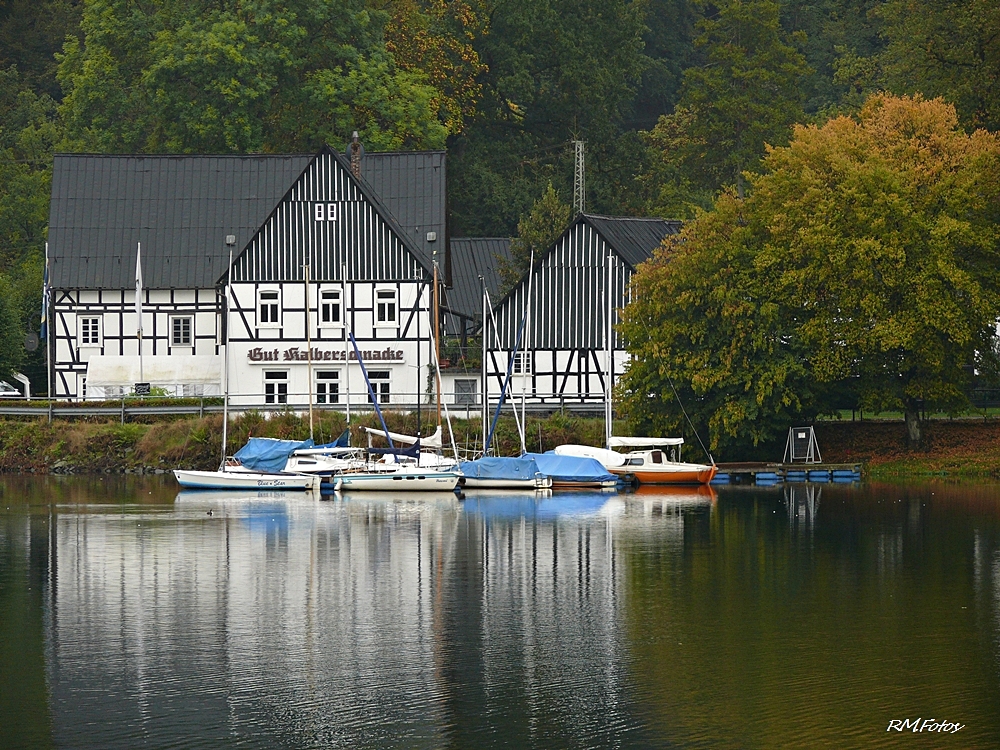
[
  {"x1": 621, "y1": 485, "x2": 1000, "y2": 747},
  {"x1": 0, "y1": 507, "x2": 54, "y2": 748}
]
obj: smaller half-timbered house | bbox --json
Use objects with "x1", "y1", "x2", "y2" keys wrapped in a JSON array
[{"x1": 485, "y1": 214, "x2": 680, "y2": 408}]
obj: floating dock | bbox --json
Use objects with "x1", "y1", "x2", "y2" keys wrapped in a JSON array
[{"x1": 713, "y1": 462, "x2": 862, "y2": 485}]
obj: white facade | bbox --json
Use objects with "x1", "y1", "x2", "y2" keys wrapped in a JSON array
[
  {"x1": 52, "y1": 287, "x2": 221, "y2": 399},
  {"x1": 226, "y1": 279, "x2": 433, "y2": 408}
]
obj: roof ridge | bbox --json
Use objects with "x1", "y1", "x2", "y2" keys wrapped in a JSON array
[
  {"x1": 584, "y1": 213, "x2": 679, "y2": 222},
  {"x1": 53, "y1": 152, "x2": 314, "y2": 159}
]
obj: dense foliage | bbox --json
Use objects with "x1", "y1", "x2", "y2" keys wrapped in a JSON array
[
  {"x1": 0, "y1": 0, "x2": 999, "y2": 424},
  {"x1": 619, "y1": 95, "x2": 1000, "y2": 449}
]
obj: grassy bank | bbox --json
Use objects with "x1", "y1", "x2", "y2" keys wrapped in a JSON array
[
  {"x1": 0, "y1": 411, "x2": 606, "y2": 474},
  {"x1": 814, "y1": 420, "x2": 1000, "y2": 479},
  {"x1": 1, "y1": 412, "x2": 998, "y2": 478}
]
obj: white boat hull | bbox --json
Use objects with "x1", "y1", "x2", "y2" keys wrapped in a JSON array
[
  {"x1": 332, "y1": 470, "x2": 461, "y2": 492},
  {"x1": 463, "y1": 476, "x2": 553, "y2": 490},
  {"x1": 173, "y1": 469, "x2": 320, "y2": 491}
]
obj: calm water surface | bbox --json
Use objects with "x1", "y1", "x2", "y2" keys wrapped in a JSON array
[{"x1": 2, "y1": 477, "x2": 999, "y2": 749}]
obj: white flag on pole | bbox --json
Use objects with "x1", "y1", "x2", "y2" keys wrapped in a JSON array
[{"x1": 135, "y1": 241, "x2": 143, "y2": 335}]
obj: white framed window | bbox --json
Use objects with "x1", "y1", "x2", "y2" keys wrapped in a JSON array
[
  {"x1": 512, "y1": 351, "x2": 532, "y2": 374},
  {"x1": 315, "y1": 370, "x2": 340, "y2": 404},
  {"x1": 320, "y1": 287, "x2": 342, "y2": 326},
  {"x1": 454, "y1": 379, "x2": 477, "y2": 405},
  {"x1": 375, "y1": 289, "x2": 397, "y2": 326},
  {"x1": 170, "y1": 315, "x2": 193, "y2": 346},
  {"x1": 258, "y1": 289, "x2": 280, "y2": 327},
  {"x1": 367, "y1": 370, "x2": 391, "y2": 404},
  {"x1": 264, "y1": 370, "x2": 288, "y2": 404},
  {"x1": 79, "y1": 316, "x2": 101, "y2": 346}
]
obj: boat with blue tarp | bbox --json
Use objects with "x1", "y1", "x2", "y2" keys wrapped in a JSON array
[
  {"x1": 522, "y1": 452, "x2": 618, "y2": 489},
  {"x1": 459, "y1": 456, "x2": 552, "y2": 489}
]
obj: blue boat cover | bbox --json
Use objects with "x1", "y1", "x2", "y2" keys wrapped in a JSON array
[
  {"x1": 234, "y1": 437, "x2": 314, "y2": 473},
  {"x1": 314, "y1": 429, "x2": 350, "y2": 449},
  {"x1": 459, "y1": 456, "x2": 543, "y2": 481},
  {"x1": 526, "y1": 452, "x2": 616, "y2": 483}
]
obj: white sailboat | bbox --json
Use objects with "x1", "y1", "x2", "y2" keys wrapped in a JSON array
[
  {"x1": 174, "y1": 249, "x2": 319, "y2": 492},
  {"x1": 321, "y1": 330, "x2": 462, "y2": 493}
]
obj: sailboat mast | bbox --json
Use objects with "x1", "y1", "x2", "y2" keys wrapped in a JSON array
[
  {"x1": 343, "y1": 263, "x2": 350, "y2": 425},
  {"x1": 433, "y1": 251, "x2": 442, "y2": 425},
  {"x1": 480, "y1": 276, "x2": 487, "y2": 455},
  {"x1": 305, "y1": 262, "x2": 314, "y2": 442},
  {"x1": 519, "y1": 251, "x2": 533, "y2": 455},
  {"x1": 605, "y1": 250, "x2": 613, "y2": 449},
  {"x1": 221, "y1": 247, "x2": 233, "y2": 470}
]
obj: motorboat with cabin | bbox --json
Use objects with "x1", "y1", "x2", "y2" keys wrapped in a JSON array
[{"x1": 555, "y1": 437, "x2": 717, "y2": 485}]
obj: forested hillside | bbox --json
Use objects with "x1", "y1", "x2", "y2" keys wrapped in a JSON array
[{"x1": 1, "y1": 0, "x2": 998, "y2": 394}]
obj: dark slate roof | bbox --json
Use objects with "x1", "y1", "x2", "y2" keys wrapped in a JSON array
[
  {"x1": 360, "y1": 151, "x2": 446, "y2": 271},
  {"x1": 445, "y1": 237, "x2": 512, "y2": 320},
  {"x1": 49, "y1": 149, "x2": 447, "y2": 289},
  {"x1": 583, "y1": 214, "x2": 682, "y2": 269},
  {"x1": 48, "y1": 154, "x2": 312, "y2": 289}
]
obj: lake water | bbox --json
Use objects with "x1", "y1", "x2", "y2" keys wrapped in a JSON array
[{"x1": 2, "y1": 477, "x2": 999, "y2": 749}]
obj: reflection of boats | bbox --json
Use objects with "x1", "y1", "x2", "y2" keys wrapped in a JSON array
[
  {"x1": 330, "y1": 490, "x2": 462, "y2": 507},
  {"x1": 627, "y1": 484, "x2": 717, "y2": 503},
  {"x1": 555, "y1": 437, "x2": 717, "y2": 485},
  {"x1": 462, "y1": 488, "x2": 553, "y2": 499},
  {"x1": 622, "y1": 485, "x2": 716, "y2": 520},
  {"x1": 175, "y1": 489, "x2": 299, "y2": 504},
  {"x1": 463, "y1": 490, "x2": 614, "y2": 520}
]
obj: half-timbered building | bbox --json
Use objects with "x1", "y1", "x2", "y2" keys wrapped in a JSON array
[
  {"x1": 46, "y1": 146, "x2": 445, "y2": 405},
  {"x1": 485, "y1": 214, "x2": 680, "y2": 408}
]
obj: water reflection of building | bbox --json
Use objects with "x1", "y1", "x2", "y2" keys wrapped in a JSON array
[
  {"x1": 38, "y1": 491, "x2": 712, "y2": 748},
  {"x1": 48, "y1": 494, "x2": 463, "y2": 747}
]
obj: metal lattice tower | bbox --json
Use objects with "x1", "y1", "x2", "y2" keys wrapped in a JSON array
[{"x1": 573, "y1": 140, "x2": 585, "y2": 215}]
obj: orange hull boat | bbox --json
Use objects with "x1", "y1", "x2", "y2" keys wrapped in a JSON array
[{"x1": 611, "y1": 463, "x2": 717, "y2": 485}]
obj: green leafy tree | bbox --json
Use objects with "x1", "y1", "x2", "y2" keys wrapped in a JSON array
[
  {"x1": 779, "y1": 0, "x2": 885, "y2": 115},
  {"x1": 0, "y1": 66, "x2": 57, "y2": 389},
  {"x1": 499, "y1": 182, "x2": 570, "y2": 290},
  {"x1": 0, "y1": 273, "x2": 24, "y2": 381},
  {"x1": 620, "y1": 94, "x2": 1000, "y2": 450},
  {"x1": 877, "y1": 0, "x2": 1000, "y2": 131},
  {"x1": 57, "y1": 0, "x2": 451, "y2": 153},
  {"x1": 447, "y1": 0, "x2": 648, "y2": 237},
  {"x1": 380, "y1": 0, "x2": 488, "y2": 137},
  {"x1": 0, "y1": 0, "x2": 82, "y2": 97},
  {"x1": 639, "y1": 0, "x2": 810, "y2": 217}
]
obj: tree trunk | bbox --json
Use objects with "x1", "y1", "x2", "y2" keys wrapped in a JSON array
[{"x1": 904, "y1": 405, "x2": 921, "y2": 448}]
